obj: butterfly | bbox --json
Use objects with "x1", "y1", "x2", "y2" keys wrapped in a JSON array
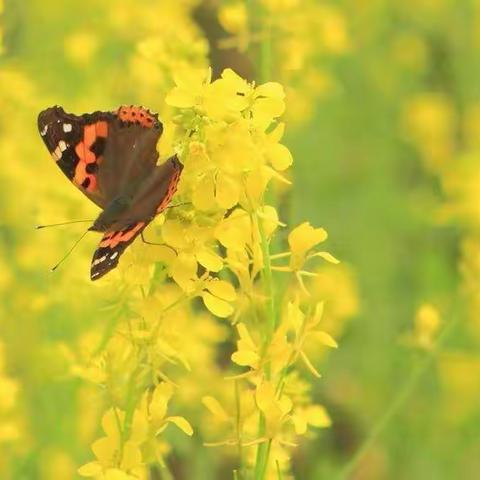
[{"x1": 38, "y1": 105, "x2": 183, "y2": 280}]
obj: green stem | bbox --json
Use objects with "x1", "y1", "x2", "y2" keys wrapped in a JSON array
[
  {"x1": 336, "y1": 316, "x2": 458, "y2": 480},
  {"x1": 251, "y1": 0, "x2": 275, "y2": 477},
  {"x1": 254, "y1": 215, "x2": 277, "y2": 480},
  {"x1": 235, "y1": 380, "x2": 244, "y2": 478},
  {"x1": 159, "y1": 464, "x2": 175, "y2": 480},
  {"x1": 259, "y1": 217, "x2": 277, "y2": 354},
  {"x1": 276, "y1": 460, "x2": 284, "y2": 480}
]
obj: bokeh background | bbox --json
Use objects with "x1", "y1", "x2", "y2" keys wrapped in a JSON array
[{"x1": 1, "y1": 0, "x2": 479, "y2": 479}]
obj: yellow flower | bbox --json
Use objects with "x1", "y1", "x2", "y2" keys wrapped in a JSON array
[
  {"x1": 251, "y1": 82, "x2": 286, "y2": 131},
  {"x1": 402, "y1": 93, "x2": 456, "y2": 172},
  {"x1": 264, "y1": 123, "x2": 293, "y2": 171},
  {"x1": 201, "y1": 389, "x2": 257, "y2": 448},
  {"x1": 288, "y1": 222, "x2": 328, "y2": 263},
  {"x1": 412, "y1": 303, "x2": 441, "y2": 350},
  {"x1": 317, "y1": 5, "x2": 350, "y2": 54},
  {"x1": 0, "y1": 376, "x2": 18, "y2": 412},
  {"x1": 267, "y1": 222, "x2": 339, "y2": 295},
  {"x1": 167, "y1": 67, "x2": 251, "y2": 122},
  {"x1": 64, "y1": 31, "x2": 99, "y2": 65},
  {"x1": 231, "y1": 323, "x2": 261, "y2": 370},
  {"x1": 78, "y1": 409, "x2": 144, "y2": 478},
  {"x1": 291, "y1": 404, "x2": 331, "y2": 435},
  {"x1": 139, "y1": 383, "x2": 193, "y2": 438},
  {"x1": 201, "y1": 279, "x2": 237, "y2": 318},
  {"x1": 218, "y1": 2, "x2": 248, "y2": 35},
  {"x1": 282, "y1": 300, "x2": 337, "y2": 378},
  {"x1": 165, "y1": 67, "x2": 211, "y2": 110},
  {"x1": 302, "y1": 263, "x2": 359, "y2": 337},
  {"x1": 255, "y1": 381, "x2": 293, "y2": 438}
]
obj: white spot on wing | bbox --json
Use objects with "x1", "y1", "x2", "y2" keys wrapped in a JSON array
[
  {"x1": 93, "y1": 255, "x2": 108, "y2": 266},
  {"x1": 63, "y1": 123, "x2": 72, "y2": 133},
  {"x1": 110, "y1": 251, "x2": 119, "y2": 260},
  {"x1": 53, "y1": 146, "x2": 62, "y2": 160},
  {"x1": 59, "y1": 140, "x2": 67, "y2": 152},
  {"x1": 40, "y1": 124, "x2": 48, "y2": 136}
]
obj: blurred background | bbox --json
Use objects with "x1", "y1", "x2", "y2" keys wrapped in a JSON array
[{"x1": 0, "y1": 0, "x2": 479, "y2": 478}]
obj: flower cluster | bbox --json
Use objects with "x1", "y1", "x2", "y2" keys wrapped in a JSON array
[
  {"x1": 79, "y1": 385, "x2": 193, "y2": 479},
  {"x1": 70, "y1": 67, "x2": 340, "y2": 478},
  {"x1": 217, "y1": 0, "x2": 351, "y2": 123},
  {"x1": 399, "y1": 3, "x2": 480, "y2": 428},
  {"x1": 0, "y1": 2, "x2": 212, "y2": 476},
  {"x1": 0, "y1": 2, "x2": 357, "y2": 478}
]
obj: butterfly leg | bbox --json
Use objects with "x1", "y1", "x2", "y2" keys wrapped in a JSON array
[{"x1": 140, "y1": 232, "x2": 177, "y2": 253}]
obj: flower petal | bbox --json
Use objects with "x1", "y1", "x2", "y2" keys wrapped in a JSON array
[
  {"x1": 288, "y1": 222, "x2": 328, "y2": 256},
  {"x1": 292, "y1": 412, "x2": 308, "y2": 435},
  {"x1": 231, "y1": 350, "x2": 259, "y2": 367},
  {"x1": 92, "y1": 437, "x2": 116, "y2": 463},
  {"x1": 78, "y1": 462, "x2": 102, "y2": 477},
  {"x1": 202, "y1": 396, "x2": 230, "y2": 421},
  {"x1": 202, "y1": 291, "x2": 234, "y2": 317},
  {"x1": 196, "y1": 249, "x2": 224, "y2": 272},
  {"x1": 255, "y1": 82, "x2": 285, "y2": 99},
  {"x1": 215, "y1": 172, "x2": 240, "y2": 209},
  {"x1": 120, "y1": 441, "x2": 142, "y2": 471},
  {"x1": 255, "y1": 381, "x2": 276, "y2": 412},
  {"x1": 165, "y1": 87, "x2": 197, "y2": 108},
  {"x1": 306, "y1": 405, "x2": 332, "y2": 428},
  {"x1": 310, "y1": 251, "x2": 340, "y2": 264},
  {"x1": 266, "y1": 143, "x2": 293, "y2": 171},
  {"x1": 312, "y1": 331, "x2": 338, "y2": 348},
  {"x1": 165, "y1": 416, "x2": 194, "y2": 436},
  {"x1": 205, "y1": 279, "x2": 236, "y2": 301}
]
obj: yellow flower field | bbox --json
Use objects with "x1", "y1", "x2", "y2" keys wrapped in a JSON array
[{"x1": 0, "y1": 1, "x2": 478, "y2": 479}]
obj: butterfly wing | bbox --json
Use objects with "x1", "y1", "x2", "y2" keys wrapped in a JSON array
[
  {"x1": 38, "y1": 106, "x2": 112, "y2": 207},
  {"x1": 37, "y1": 105, "x2": 163, "y2": 207},
  {"x1": 97, "y1": 106, "x2": 163, "y2": 200},
  {"x1": 90, "y1": 221, "x2": 147, "y2": 280},
  {"x1": 38, "y1": 105, "x2": 181, "y2": 280},
  {"x1": 90, "y1": 155, "x2": 183, "y2": 280}
]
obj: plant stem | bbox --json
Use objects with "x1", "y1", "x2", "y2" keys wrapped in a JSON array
[
  {"x1": 235, "y1": 380, "x2": 244, "y2": 478},
  {"x1": 159, "y1": 464, "x2": 175, "y2": 480},
  {"x1": 336, "y1": 315, "x2": 458, "y2": 480},
  {"x1": 251, "y1": 0, "x2": 275, "y2": 477},
  {"x1": 276, "y1": 460, "x2": 284, "y2": 480},
  {"x1": 254, "y1": 215, "x2": 277, "y2": 480},
  {"x1": 259, "y1": 217, "x2": 277, "y2": 354}
]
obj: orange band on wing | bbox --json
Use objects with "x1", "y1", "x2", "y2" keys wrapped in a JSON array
[
  {"x1": 100, "y1": 222, "x2": 146, "y2": 249},
  {"x1": 156, "y1": 167, "x2": 182, "y2": 215},
  {"x1": 73, "y1": 120, "x2": 108, "y2": 191},
  {"x1": 117, "y1": 106, "x2": 158, "y2": 128}
]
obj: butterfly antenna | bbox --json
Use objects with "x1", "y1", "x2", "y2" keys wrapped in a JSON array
[
  {"x1": 36, "y1": 219, "x2": 93, "y2": 229},
  {"x1": 51, "y1": 230, "x2": 89, "y2": 273}
]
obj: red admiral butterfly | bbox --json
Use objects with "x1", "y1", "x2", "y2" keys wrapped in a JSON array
[{"x1": 38, "y1": 105, "x2": 183, "y2": 280}]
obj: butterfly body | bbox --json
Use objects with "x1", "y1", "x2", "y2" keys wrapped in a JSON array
[{"x1": 38, "y1": 105, "x2": 183, "y2": 280}]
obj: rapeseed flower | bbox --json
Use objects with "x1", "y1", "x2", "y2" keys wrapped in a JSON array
[
  {"x1": 0, "y1": 1, "x2": 347, "y2": 475},
  {"x1": 218, "y1": 0, "x2": 351, "y2": 123}
]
